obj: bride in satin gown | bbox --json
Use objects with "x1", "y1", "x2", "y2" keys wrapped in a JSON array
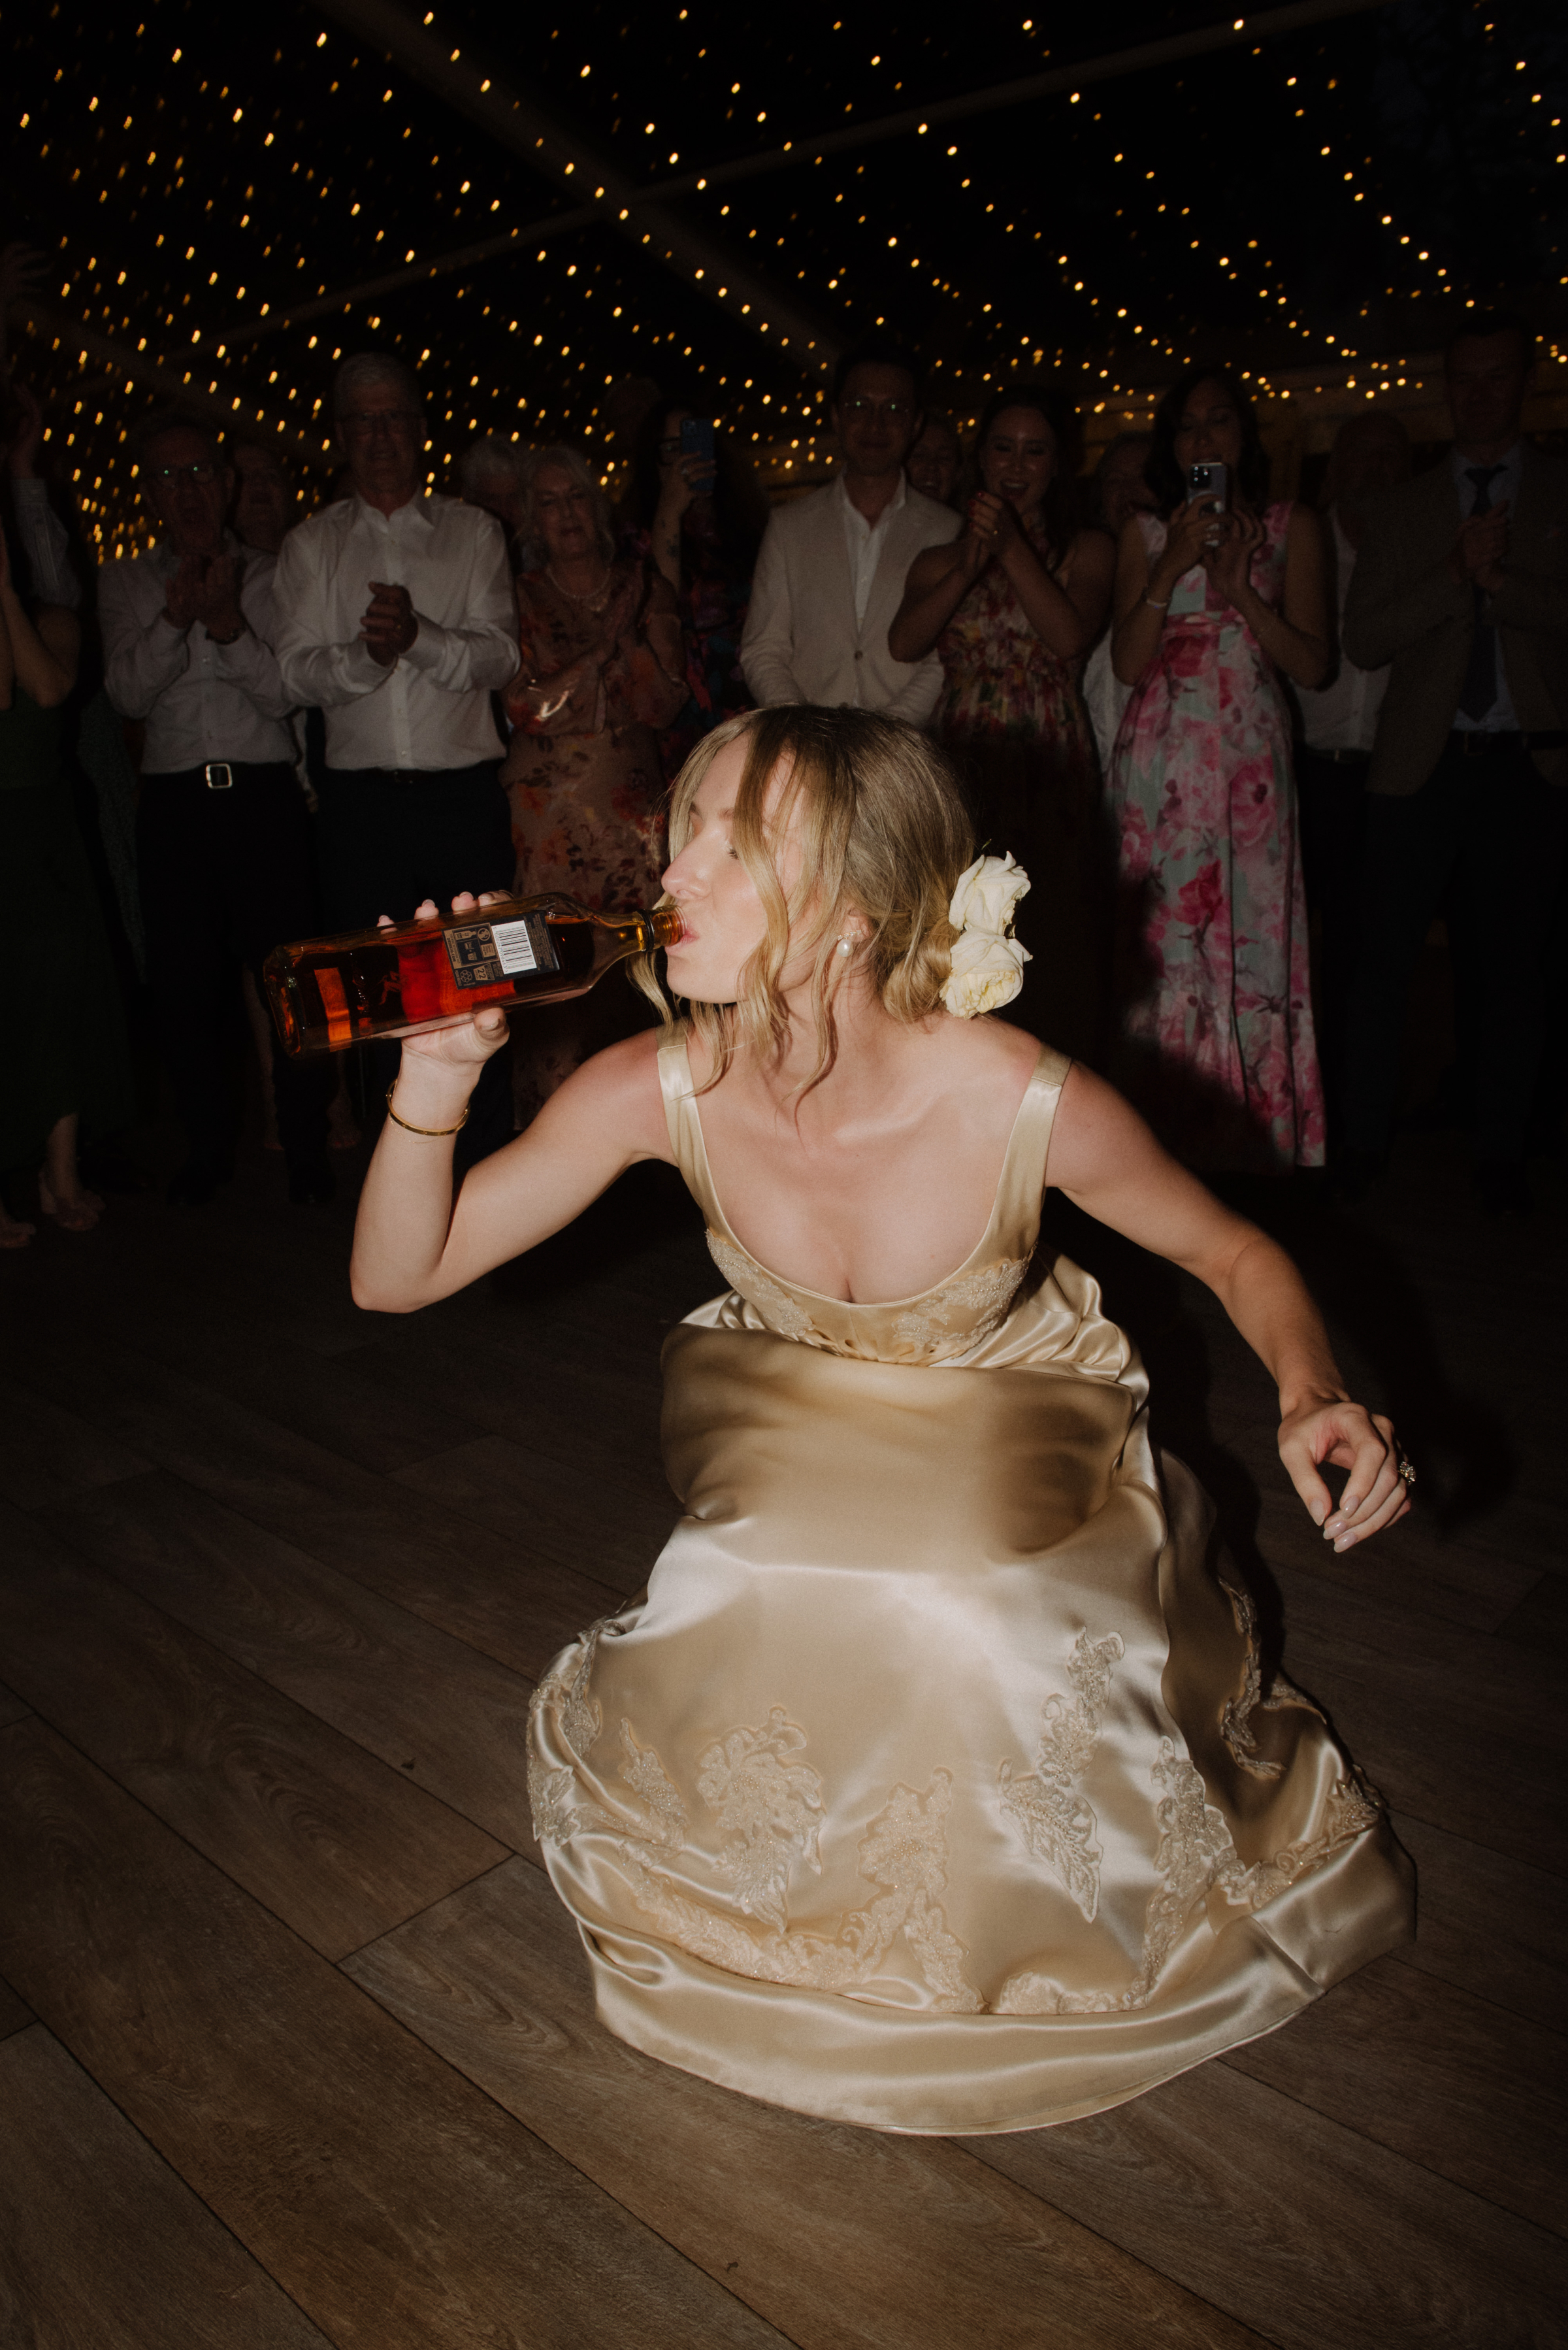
[{"x1": 351, "y1": 704, "x2": 1414, "y2": 2137}]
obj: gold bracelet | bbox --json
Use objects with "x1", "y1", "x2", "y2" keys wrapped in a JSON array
[{"x1": 384, "y1": 1085, "x2": 469, "y2": 1138}]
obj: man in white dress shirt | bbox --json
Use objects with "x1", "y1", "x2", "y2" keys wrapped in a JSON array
[
  {"x1": 741, "y1": 341, "x2": 960, "y2": 721},
  {"x1": 101, "y1": 411, "x2": 333, "y2": 1206},
  {"x1": 272, "y1": 353, "x2": 519, "y2": 1160}
]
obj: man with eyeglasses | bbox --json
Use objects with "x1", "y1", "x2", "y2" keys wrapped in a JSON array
[
  {"x1": 100, "y1": 408, "x2": 334, "y2": 1207},
  {"x1": 272, "y1": 352, "x2": 518, "y2": 1165},
  {"x1": 742, "y1": 337, "x2": 959, "y2": 720}
]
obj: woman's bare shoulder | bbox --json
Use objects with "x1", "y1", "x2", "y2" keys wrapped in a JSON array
[
  {"x1": 921, "y1": 1011, "x2": 1053, "y2": 1095},
  {"x1": 539, "y1": 1024, "x2": 676, "y2": 1162}
]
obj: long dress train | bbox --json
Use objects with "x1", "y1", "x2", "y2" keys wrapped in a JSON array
[{"x1": 529, "y1": 1036, "x2": 1411, "y2": 2134}]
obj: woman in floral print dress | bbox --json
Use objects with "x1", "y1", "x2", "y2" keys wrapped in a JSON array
[
  {"x1": 1107, "y1": 371, "x2": 1330, "y2": 1172},
  {"x1": 892, "y1": 384, "x2": 1115, "y2": 1061},
  {"x1": 502, "y1": 445, "x2": 687, "y2": 1111}
]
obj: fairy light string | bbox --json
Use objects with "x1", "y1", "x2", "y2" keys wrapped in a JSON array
[{"x1": 8, "y1": 0, "x2": 1564, "y2": 552}]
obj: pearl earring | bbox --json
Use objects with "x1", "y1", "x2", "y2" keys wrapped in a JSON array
[{"x1": 836, "y1": 938, "x2": 853, "y2": 957}]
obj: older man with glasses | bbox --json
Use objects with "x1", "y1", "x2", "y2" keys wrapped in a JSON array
[
  {"x1": 272, "y1": 352, "x2": 519, "y2": 1165},
  {"x1": 741, "y1": 335, "x2": 960, "y2": 721},
  {"x1": 100, "y1": 408, "x2": 334, "y2": 1206}
]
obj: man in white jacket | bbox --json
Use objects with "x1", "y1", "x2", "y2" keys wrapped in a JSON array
[{"x1": 741, "y1": 342, "x2": 960, "y2": 721}]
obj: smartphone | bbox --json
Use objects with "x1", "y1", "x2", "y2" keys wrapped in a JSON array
[
  {"x1": 680, "y1": 417, "x2": 716, "y2": 468},
  {"x1": 1186, "y1": 461, "x2": 1228, "y2": 509}
]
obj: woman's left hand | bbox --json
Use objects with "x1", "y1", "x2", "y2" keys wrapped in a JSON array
[
  {"x1": 1203, "y1": 507, "x2": 1265, "y2": 610},
  {"x1": 1278, "y1": 1397, "x2": 1412, "y2": 1551},
  {"x1": 656, "y1": 454, "x2": 710, "y2": 526},
  {"x1": 967, "y1": 489, "x2": 1019, "y2": 556}
]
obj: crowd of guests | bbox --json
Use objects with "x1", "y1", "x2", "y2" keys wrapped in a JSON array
[{"x1": 1, "y1": 303, "x2": 1563, "y2": 1246}]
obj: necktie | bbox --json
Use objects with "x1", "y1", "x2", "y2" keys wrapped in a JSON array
[{"x1": 1458, "y1": 465, "x2": 1505, "y2": 723}]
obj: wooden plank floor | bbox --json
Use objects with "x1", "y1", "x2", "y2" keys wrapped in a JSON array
[{"x1": 1, "y1": 1099, "x2": 1565, "y2": 2349}]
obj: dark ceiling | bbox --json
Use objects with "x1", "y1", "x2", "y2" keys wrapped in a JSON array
[{"x1": 8, "y1": 0, "x2": 1565, "y2": 552}]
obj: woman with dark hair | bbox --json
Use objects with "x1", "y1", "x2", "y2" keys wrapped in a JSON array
[
  {"x1": 502, "y1": 443, "x2": 688, "y2": 1110},
  {"x1": 622, "y1": 397, "x2": 768, "y2": 777},
  {"x1": 1107, "y1": 370, "x2": 1330, "y2": 1172},
  {"x1": 890, "y1": 382, "x2": 1114, "y2": 1057}
]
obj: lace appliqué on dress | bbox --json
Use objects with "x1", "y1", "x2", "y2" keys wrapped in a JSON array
[
  {"x1": 1218, "y1": 1576, "x2": 1285, "y2": 1781},
  {"x1": 706, "y1": 1230, "x2": 817, "y2": 1342},
  {"x1": 527, "y1": 1621, "x2": 607, "y2": 1847},
  {"x1": 592, "y1": 1708, "x2": 981, "y2": 2011},
  {"x1": 892, "y1": 1256, "x2": 1030, "y2": 1359},
  {"x1": 696, "y1": 1707, "x2": 825, "y2": 1930},
  {"x1": 999, "y1": 1629, "x2": 1124, "y2": 1921},
  {"x1": 623, "y1": 1768, "x2": 981, "y2": 2011},
  {"x1": 998, "y1": 1737, "x2": 1384, "y2": 2016}
]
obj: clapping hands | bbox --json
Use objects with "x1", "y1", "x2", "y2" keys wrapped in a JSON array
[
  {"x1": 165, "y1": 550, "x2": 244, "y2": 639},
  {"x1": 361, "y1": 579, "x2": 418, "y2": 667},
  {"x1": 964, "y1": 489, "x2": 1020, "y2": 572}
]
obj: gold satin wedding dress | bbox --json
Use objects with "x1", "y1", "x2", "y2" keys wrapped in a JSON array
[{"x1": 529, "y1": 1036, "x2": 1413, "y2": 2134}]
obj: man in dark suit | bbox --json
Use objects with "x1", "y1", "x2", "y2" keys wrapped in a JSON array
[{"x1": 1339, "y1": 314, "x2": 1568, "y2": 1214}]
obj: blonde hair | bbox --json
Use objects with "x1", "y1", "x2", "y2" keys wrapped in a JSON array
[
  {"x1": 514, "y1": 443, "x2": 616, "y2": 571},
  {"x1": 632, "y1": 705, "x2": 975, "y2": 1096}
]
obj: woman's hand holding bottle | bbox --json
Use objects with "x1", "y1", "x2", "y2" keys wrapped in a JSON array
[{"x1": 378, "y1": 893, "x2": 514, "y2": 1089}]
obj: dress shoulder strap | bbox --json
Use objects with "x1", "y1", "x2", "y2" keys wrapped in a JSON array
[
  {"x1": 990, "y1": 1044, "x2": 1073, "y2": 1254},
  {"x1": 656, "y1": 1031, "x2": 723, "y2": 1225}
]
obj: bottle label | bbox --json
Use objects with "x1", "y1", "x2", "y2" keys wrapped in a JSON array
[{"x1": 444, "y1": 915, "x2": 559, "y2": 991}]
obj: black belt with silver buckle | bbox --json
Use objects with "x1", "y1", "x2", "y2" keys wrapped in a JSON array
[{"x1": 204, "y1": 761, "x2": 235, "y2": 789}]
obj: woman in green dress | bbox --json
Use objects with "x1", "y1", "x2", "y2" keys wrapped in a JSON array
[{"x1": 1, "y1": 513, "x2": 134, "y2": 1244}]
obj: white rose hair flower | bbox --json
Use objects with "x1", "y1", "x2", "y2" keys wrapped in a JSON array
[{"x1": 941, "y1": 852, "x2": 1032, "y2": 1018}]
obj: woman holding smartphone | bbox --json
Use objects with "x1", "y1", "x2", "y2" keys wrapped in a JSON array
[
  {"x1": 622, "y1": 397, "x2": 770, "y2": 778},
  {"x1": 890, "y1": 383, "x2": 1115, "y2": 1061},
  {"x1": 1108, "y1": 371, "x2": 1330, "y2": 1174}
]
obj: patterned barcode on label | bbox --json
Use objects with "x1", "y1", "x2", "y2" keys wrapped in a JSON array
[{"x1": 489, "y1": 919, "x2": 539, "y2": 975}]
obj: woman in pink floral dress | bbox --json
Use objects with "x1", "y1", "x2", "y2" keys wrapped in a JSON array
[
  {"x1": 1107, "y1": 372, "x2": 1331, "y2": 1171},
  {"x1": 891, "y1": 385, "x2": 1115, "y2": 1059},
  {"x1": 502, "y1": 445, "x2": 687, "y2": 1112}
]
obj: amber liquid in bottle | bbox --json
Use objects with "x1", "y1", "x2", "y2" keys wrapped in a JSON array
[{"x1": 263, "y1": 893, "x2": 683, "y2": 1056}]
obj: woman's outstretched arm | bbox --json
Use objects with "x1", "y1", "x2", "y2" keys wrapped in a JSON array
[
  {"x1": 350, "y1": 901, "x2": 673, "y2": 1311},
  {"x1": 1047, "y1": 1062, "x2": 1409, "y2": 1551}
]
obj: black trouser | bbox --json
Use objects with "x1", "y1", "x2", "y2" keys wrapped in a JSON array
[
  {"x1": 137, "y1": 763, "x2": 334, "y2": 1176},
  {"x1": 1295, "y1": 743, "x2": 1369, "y2": 1144},
  {"x1": 1340, "y1": 738, "x2": 1568, "y2": 1165},
  {"x1": 314, "y1": 763, "x2": 516, "y2": 1170}
]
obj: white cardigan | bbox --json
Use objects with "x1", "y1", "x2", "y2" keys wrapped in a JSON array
[{"x1": 740, "y1": 478, "x2": 961, "y2": 721}]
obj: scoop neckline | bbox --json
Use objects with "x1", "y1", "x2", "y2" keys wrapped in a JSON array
[{"x1": 675, "y1": 1037, "x2": 1051, "y2": 1313}]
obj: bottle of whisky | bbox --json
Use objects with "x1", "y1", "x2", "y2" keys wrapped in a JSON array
[{"x1": 264, "y1": 893, "x2": 683, "y2": 1056}]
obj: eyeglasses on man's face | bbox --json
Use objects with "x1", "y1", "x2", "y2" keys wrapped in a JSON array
[
  {"x1": 838, "y1": 397, "x2": 914, "y2": 423},
  {"x1": 151, "y1": 460, "x2": 221, "y2": 484}
]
